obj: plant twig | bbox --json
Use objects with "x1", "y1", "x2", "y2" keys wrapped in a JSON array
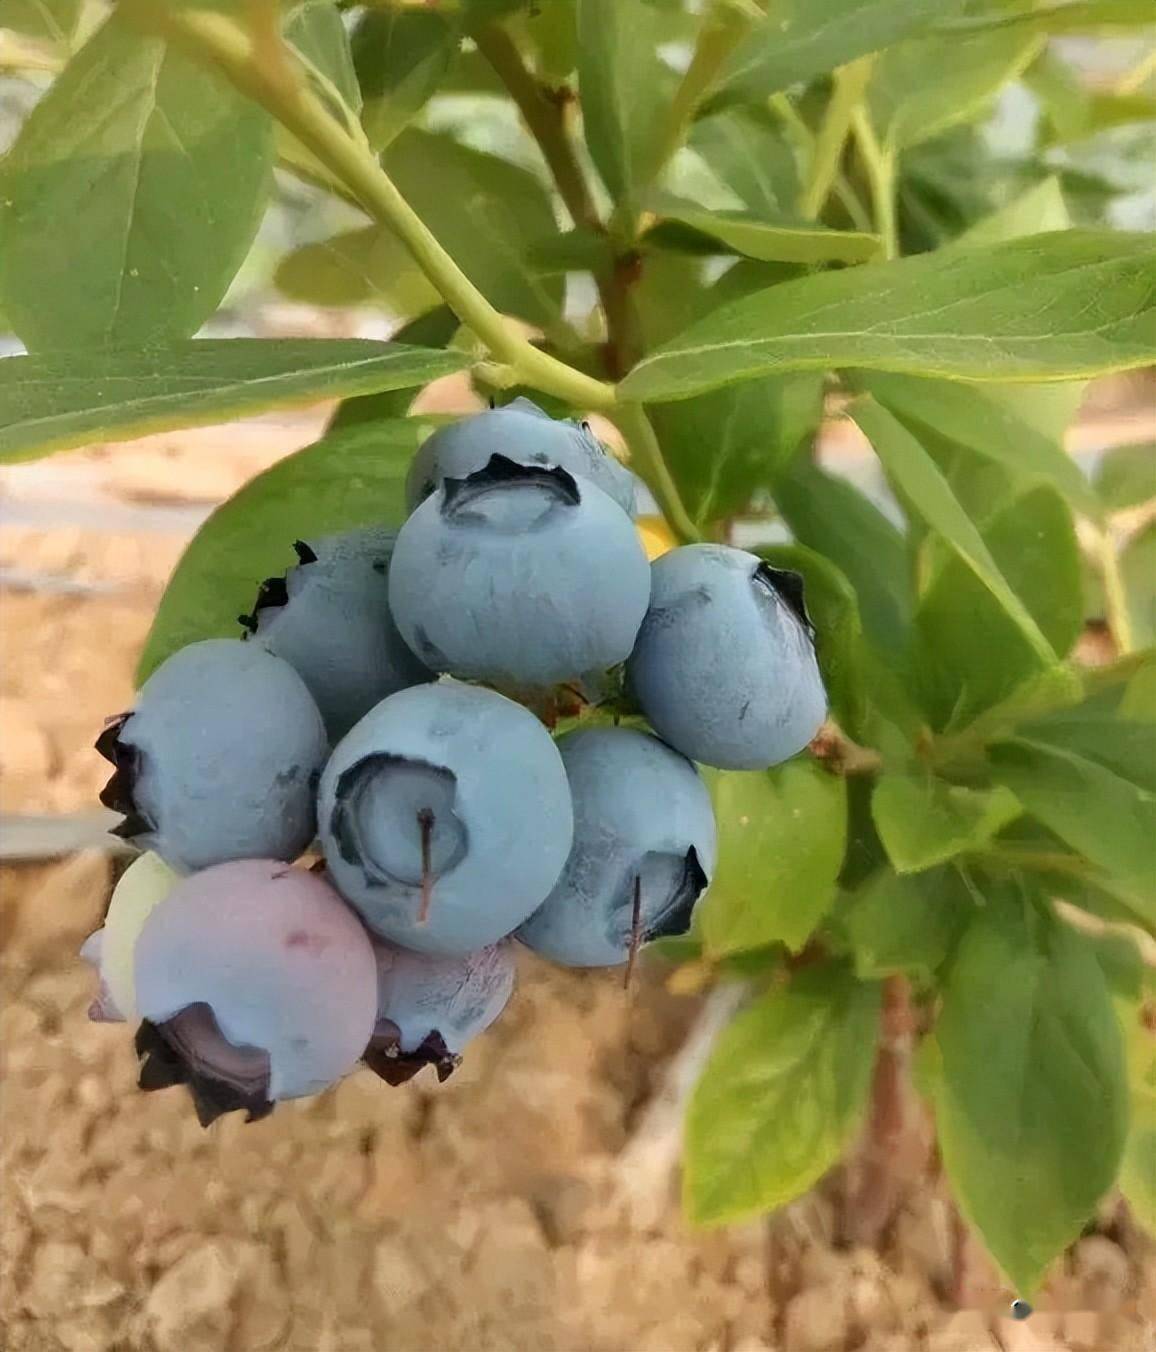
[
  {"x1": 851, "y1": 105, "x2": 898, "y2": 260},
  {"x1": 769, "y1": 93, "x2": 873, "y2": 233},
  {"x1": 800, "y1": 57, "x2": 873, "y2": 222}
]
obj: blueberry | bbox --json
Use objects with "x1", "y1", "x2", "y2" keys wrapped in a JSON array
[
  {"x1": 240, "y1": 528, "x2": 432, "y2": 742},
  {"x1": 132, "y1": 860, "x2": 378, "y2": 1124},
  {"x1": 626, "y1": 545, "x2": 826, "y2": 770},
  {"x1": 364, "y1": 938, "x2": 515, "y2": 1084},
  {"x1": 318, "y1": 681, "x2": 573, "y2": 956},
  {"x1": 388, "y1": 457, "x2": 651, "y2": 688},
  {"x1": 406, "y1": 397, "x2": 636, "y2": 517},
  {"x1": 96, "y1": 639, "x2": 329, "y2": 873},
  {"x1": 517, "y1": 728, "x2": 716, "y2": 967},
  {"x1": 80, "y1": 851, "x2": 180, "y2": 1021}
]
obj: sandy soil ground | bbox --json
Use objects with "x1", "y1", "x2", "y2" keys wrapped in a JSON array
[{"x1": 2, "y1": 368, "x2": 1155, "y2": 1351}]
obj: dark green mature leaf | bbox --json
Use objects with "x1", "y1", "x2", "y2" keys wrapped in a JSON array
[
  {"x1": 869, "y1": 26, "x2": 1042, "y2": 150},
  {"x1": 689, "y1": 110, "x2": 801, "y2": 220},
  {"x1": 989, "y1": 738, "x2": 1156, "y2": 894},
  {"x1": 649, "y1": 372, "x2": 824, "y2": 526},
  {"x1": 838, "y1": 866, "x2": 972, "y2": 981},
  {"x1": 934, "y1": 899, "x2": 1128, "y2": 1293},
  {"x1": 646, "y1": 204, "x2": 881, "y2": 264},
  {"x1": 700, "y1": 761, "x2": 847, "y2": 956},
  {"x1": 352, "y1": 6, "x2": 460, "y2": 150},
  {"x1": 327, "y1": 308, "x2": 460, "y2": 430},
  {"x1": 1095, "y1": 443, "x2": 1156, "y2": 514},
  {"x1": 0, "y1": 16, "x2": 272, "y2": 350},
  {"x1": 771, "y1": 458, "x2": 911, "y2": 653},
  {"x1": 618, "y1": 231, "x2": 1156, "y2": 402},
  {"x1": 139, "y1": 420, "x2": 430, "y2": 681},
  {"x1": 872, "y1": 774, "x2": 1020, "y2": 872},
  {"x1": 576, "y1": 0, "x2": 671, "y2": 208},
  {"x1": 684, "y1": 963, "x2": 880, "y2": 1225},
  {"x1": 862, "y1": 373, "x2": 1096, "y2": 513},
  {"x1": 939, "y1": 0, "x2": 1156, "y2": 35},
  {"x1": 383, "y1": 129, "x2": 565, "y2": 332},
  {"x1": 1120, "y1": 1001, "x2": 1156, "y2": 1235},
  {"x1": 0, "y1": 340, "x2": 467, "y2": 463},
  {"x1": 853, "y1": 399, "x2": 1058, "y2": 665},
  {"x1": 275, "y1": 226, "x2": 439, "y2": 314},
  {"x1": 286, "y1": 0, "x2": 361, "y2": 113},
  {"x1": 754, "y1": 543, "x2": 868, "y2": 737},
  {"x1": 716, "y1": 0, "x2": 959, "y2": 105},
  {"x1": 1012, "y1": 712, "x2": 1156, "y2": 795},
  {"x1": 913, "y1": 483, "x2": 1084, "y2": 731}
]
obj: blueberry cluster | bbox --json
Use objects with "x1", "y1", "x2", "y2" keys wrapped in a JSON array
[{"x1": 84, "y1": 399, "x2": 827, "y2": 1125}]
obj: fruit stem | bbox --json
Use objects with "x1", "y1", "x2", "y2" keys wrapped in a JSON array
[
  {"x1": 416, "y1": 807, "x2": 434, "y2": 925},
  {"x1": 610, "y1": 403, "x2": 702, "y2": 544},
  {"x1": 624, "y1": 874, "x2": 643, "y2": 991},
  {"x1": 124, "y1": 1, "x2": 617, "y2": 415}
]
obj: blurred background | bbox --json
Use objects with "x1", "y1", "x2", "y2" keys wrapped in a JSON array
[{"x1": 2, "y1": 8, "x2": 1155, "y2": 1352}]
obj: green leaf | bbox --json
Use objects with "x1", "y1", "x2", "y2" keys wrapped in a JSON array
[
  {"x1": 700, "y1": 761, "x2": 847, "y2": 957},
  {"x1": 1011, "y1": 712, "x2": 1156, "y2": 795},
  {"x1": 138, "y1": 420, "x2": 429, "y2": 682},
  {"x1": 853, "y1": 399, "x2": 1058, "y2": 665},
  {"x1": 954, "y1": 176, "x2": 1071, "y2": 248},
  {"x1": 771, "y1": 458, "x2": 911, "y2": 653},
  {"x1": 0, "y1": 16, "x2": 273, "y2": 350},
  {"x1": 1121, "y1": 660, "x2": 1156, "y2": 722},
  {"x1": 939, "y1": 0, "x2": 1156, "y2": 36},
  {"x1": 618, "y1": 231, "x2": 1156, "y2": 402},
  {"x1": 286, "y1": 0, "x2": 361, "y2": 113},
  {"x1": 934, "y1": 899, "x2": 1128, "y2": 1293},
  {"x1": 872, "y1": 774, "x2": 1021, "y2": 873},
  {"x1": 869, "y1": 26, "x2": 1042, "y2": 150},
  {"x1": 351, "y1": 6, "x2": 460, "y2": 150},
  {"x1": 912, "y1": 484, "x2": 1084, "y2": 731},
  {"x1": 327, "y1": 309, "x2": 460, "y2": 431},
  {"x1": 275, "y1": 226, "x2": 440, "y2": 314},
  {"x1": 646, "y1": 203, "x2": 881, "y2": 265},
  {"x1": 838, "y1": 866, "x2": 972, "y2": 980},
  {"x1": 861, "y1": 373, "x2": 1096, "y2": 514},
  {"x1": 0, "y1": 0, "x2": 81, "y2": 45},
  {"x1": 989, "y1": 738, "x2": 1156, "y2": 893},
  {"x1": 689, "y1": 110, "x2": 801, "y2": 220},
  {"x1": 684, "y1": 963, "x2": 881, "y2": 1226},
  {"x1": 1123, "y1": 525, "x2": 1156, "y2": 649},
  {"x1": 753, "y1": 543, "x2": 868, "y2": 738},
  {"x1": 382, "y1": 129, "x2": 565, "y2": 331},
  {"x1": 0, "y1": 340, "x2": 467, "y2": 463},
  {"x1": 716, "y1": 0, "x2": 959, "y2": 104},
  {"x1": 649, "y1": 372, "x2": 824, "y2": 527},
  {"x1": 1095, "y1": 443, "x2": 1156, "y2": 514},
  {"x1": 1120, "y1": 1001, "x2": 1156, "y2": 1234},
  {"x1": 576, "y1": 0, "x2": 671, "y2": 209}
]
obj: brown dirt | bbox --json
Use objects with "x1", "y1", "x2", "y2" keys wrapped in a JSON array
[{"x1": 2, "y1": 400, "x2": 1155, "y2": 1352}]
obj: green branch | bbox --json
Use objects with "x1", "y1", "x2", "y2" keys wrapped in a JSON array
[
  {"x1": 851, "y1": 106, "x2": 898, "y2": 261},
  {"x1": 800, "y1": 57, "x2": 873, "y2": 222}
]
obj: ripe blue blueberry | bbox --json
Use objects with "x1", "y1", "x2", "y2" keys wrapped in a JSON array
[
  {"x1": 626, "y1": 545, "x2": 826, "y2": 770},
  {"x1": 97, "y1": 639, "x2": 329, "y2": 873},
  {"x1": 517, "y1": 727, "x2": 716, "y2": 967},
  {"x1": 318, "y1": 681, "x2": 573, "y2": 956},
  {"x1": 406, "y1": 397, "x2": 636, "y2": 517},
  {"x1": 240, "y1": 528, "x2": 432, "y2": 742},
  {"x1": 132, "y1": 860, "x2": 378, "y2": 1125},
  {"x1": 365, "y1": 938, "x2": 516, "y2": 1084},
  {"x1": 388, "y1": 457, "x2": 651, "y2": 688}
]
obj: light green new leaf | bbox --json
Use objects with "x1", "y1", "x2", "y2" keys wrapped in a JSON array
[
  {"x1": 617, "y1": 231, "x2": 1156, "y2": 402},
  {"x1": 689, "y1": 110, "x2": 800, "y2": 220},
  {"x1": 684, "y1": 963, "x2": 881, "y2": 1226},
  {"x1": 954, "y1": 177, "x2": 1070, "y2": 248},
  {"x1": 0, "y1": 340, "x2": 467, "y2": 463},
  {"x1": 861, "y1": 373, "x2": 1096, "y2": 514},
  {"x1": 1120, "y1": 1001, "x2": 1156, "y2": 1235},
  {"x1": 138, "y1": 420, "x2": 430, "y2": 682},
  {"x1": 935, "y1": 901, "x2": 1128, "y2": 1293},
  {"x1": 938, "y1": 0, "x2": 1156, "y2": 36},
  {"x1": 0, "y1": 0, "x2": 81, "y2": 45},
  {"x1": 717, "y1": 0, "x2": 959, "y2": 104},
  {"x1": 853, "y1": 399, "x2": 1057, "y2": 665},
  {"x1": 286, "y1": 0, "x2": 361, "y2": 113},
  {"x1": 1095, "y1": 443, "x2": 1156, "y2": 515},
  {"x1": 872, "y1": 774, "x2": 1020, "y2": 873},
  {"x1": 1122, "y1": 526, "x2": 1156, "y2": 649},
  {"x1": 352, "y1": 6, "x2": 460, "y2": 150},
  {"x1": 577, "y1": 0, "x2": 671, "y2": 208},
  {"x1": 701, "y1": 761, "x2": 847, "y2": 957},
  {"x1": 870, "y1": 26, "x2": 1042, "y2": 150},
  {"x1": 647, "y1": 203, "x2": 881, "y2": 265},
  {"x1": 839, "y1": 867, "x2": 972, "y2": 981},
  {"x1": 0, "y1": 16, "x2": 273, "y2": 350},
  {"x1": 989, "y1": 738, "x2": 1156, "y2": 896}
]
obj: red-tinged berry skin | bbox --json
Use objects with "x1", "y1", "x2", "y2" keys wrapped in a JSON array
[{"x1": 132, "y1": 860, "x2": 377, "y2": 1123}]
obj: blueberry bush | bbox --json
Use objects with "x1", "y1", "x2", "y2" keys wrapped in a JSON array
[{"x1": 2, "y1": 0, "x2": 1155, "y2": 1302}]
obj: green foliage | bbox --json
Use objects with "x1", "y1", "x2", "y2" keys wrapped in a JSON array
[
  {"x1": 684, "y1": 963, "x2": 881, "y2": 1225},
  {"x1": 5, "y1": 0, "x2": 1155, "y2": 1294}
]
